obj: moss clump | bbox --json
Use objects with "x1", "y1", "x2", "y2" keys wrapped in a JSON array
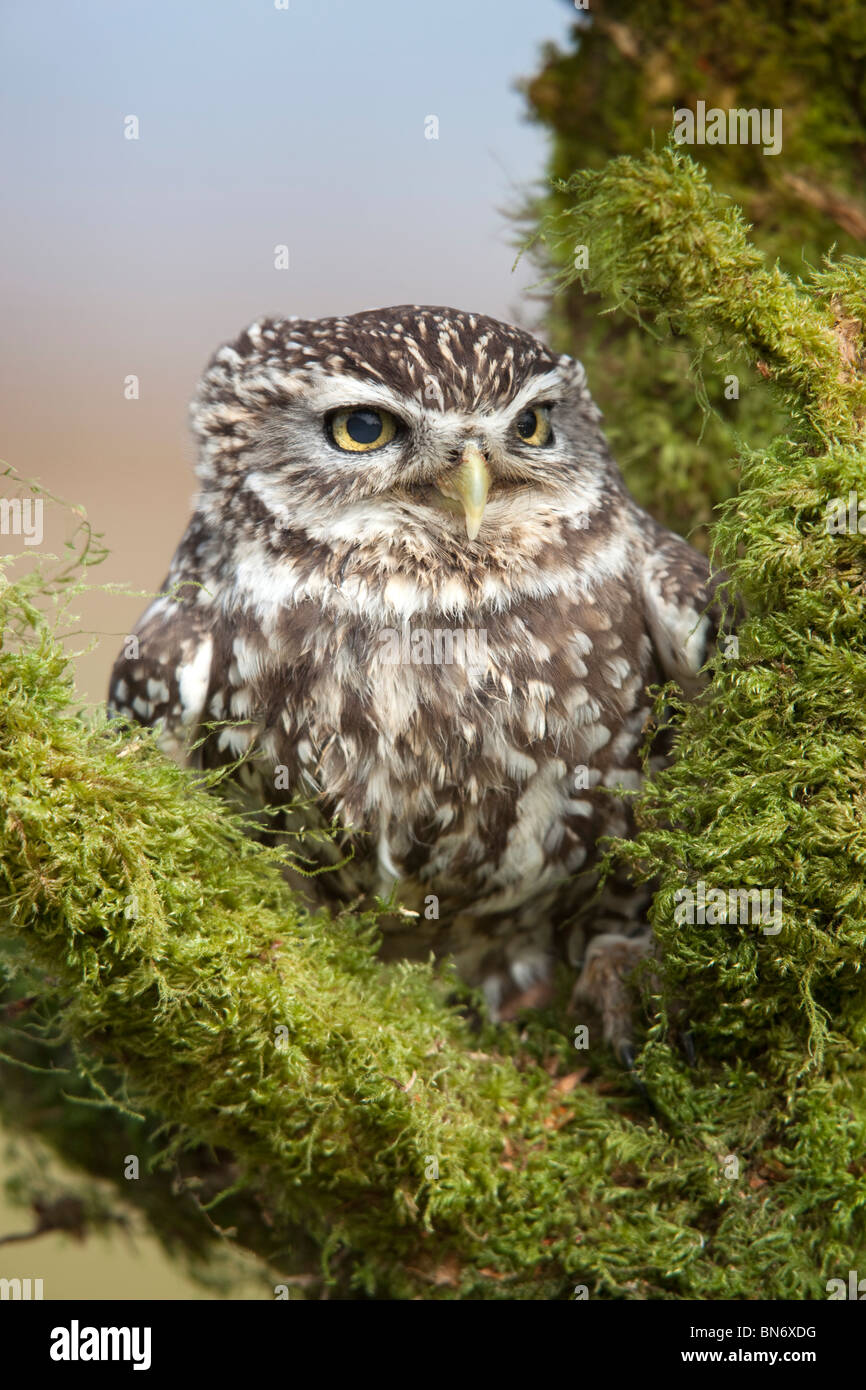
[{"x1": 523, "y1": 0, "x2": 866, "y2": 540}]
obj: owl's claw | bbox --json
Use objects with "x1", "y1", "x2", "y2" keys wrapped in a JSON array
[
  {"x1": 617, "y1": 1042, "x2": 651, "y2": 1104},
  {"x1": 681, "y1": 1028, "x2": 697, "y2": 1068}
]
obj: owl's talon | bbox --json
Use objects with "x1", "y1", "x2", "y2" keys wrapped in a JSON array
[{"x1": 617, "y1": 1042, "x2": 650, "y2": 1103}]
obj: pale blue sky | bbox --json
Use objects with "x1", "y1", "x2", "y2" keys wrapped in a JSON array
[{"x1": 1, "y1": 0, "x2": 577, "y2": 355}]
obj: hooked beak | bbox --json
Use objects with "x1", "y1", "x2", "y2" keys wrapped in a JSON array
[{"x1": 436, "y1": 443, "x2": 491, "y2": 541}]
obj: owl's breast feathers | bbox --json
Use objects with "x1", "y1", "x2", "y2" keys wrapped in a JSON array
[{"x1": 109, "y1": 507, "x2": 720, "y2": 953}]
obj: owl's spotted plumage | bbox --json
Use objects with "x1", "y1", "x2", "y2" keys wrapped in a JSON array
[{"x1": 109, "y1": 306, "x2": 720, "y2": 1051}]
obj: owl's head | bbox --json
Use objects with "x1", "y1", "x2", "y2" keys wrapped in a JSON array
[{"x1": 190, "y1": 306, "x2": 622, "y2": 568}]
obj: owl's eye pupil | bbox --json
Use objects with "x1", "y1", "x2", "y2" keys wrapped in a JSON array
[
  {"x1": 517, "y1": 409, "x2": 538, "y2": 439},
  {"x1": 345, "y1": 410, "x2": 383, "y2": 444}
]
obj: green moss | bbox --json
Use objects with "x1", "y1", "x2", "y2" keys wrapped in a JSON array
[{"x1": 522, "y1": 0, "x2": 866, "y2": 541}]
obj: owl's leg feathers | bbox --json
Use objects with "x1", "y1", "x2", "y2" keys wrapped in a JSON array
[{"x1": 569, "y1": 928, "x2": 653, "y2": 1061}]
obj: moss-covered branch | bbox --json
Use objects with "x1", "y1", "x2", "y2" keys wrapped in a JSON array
[
  {"x1": 543, "y1": 149, "x2": 866, "y2": 443},
  {"x1": 3, "y1": 149, "x2": 866, "y2": 1298}
]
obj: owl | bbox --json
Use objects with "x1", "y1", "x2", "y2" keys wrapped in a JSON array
[{"x1": 109, "y1": 306, "x2": 720, "y2": 1060}]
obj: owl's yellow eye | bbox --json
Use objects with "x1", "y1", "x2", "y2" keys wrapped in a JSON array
[
  {"x1": 515, "y1": 405, "x2": 552, "y2": 447},
  {"x1": 328, "y1": 407, "x2": 398, "y2": 453}
]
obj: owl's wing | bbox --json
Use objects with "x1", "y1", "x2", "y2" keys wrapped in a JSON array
[
  {"x1": 108, "y1": 582, "x2": 215, "y2": 766},
  {"x1": 639, "y1": 520, "x2": 722, "y2": 696}
]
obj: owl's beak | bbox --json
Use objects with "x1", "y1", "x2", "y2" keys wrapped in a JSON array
[{"x1": 437, "y1": 443, "x2": 491, "y2": 541}]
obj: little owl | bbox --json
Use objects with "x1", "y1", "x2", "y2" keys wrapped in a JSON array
[{"x1": 109, "y1": 306, "x2": 720, "y2": 1058}]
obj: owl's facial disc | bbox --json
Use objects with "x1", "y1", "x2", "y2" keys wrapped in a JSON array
[{"x1": 435, "y1": 443, "x2": 491, "y2": 541}]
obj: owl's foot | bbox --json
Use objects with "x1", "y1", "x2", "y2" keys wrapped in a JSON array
[{"x1": 570, "y1": 931, "x2": 652, "y2": 1061}]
